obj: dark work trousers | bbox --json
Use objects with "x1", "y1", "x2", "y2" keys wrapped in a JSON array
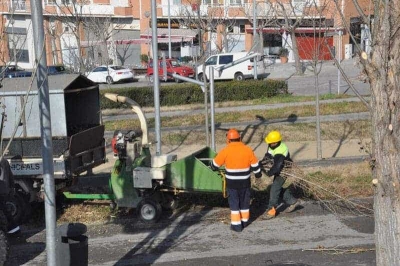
[
  {"x1": 267, "y1": 175, "x2": 296, "y2": 210},
  {"x1": 0, "y1": 195, "x2": 18, "y2": 233},
  {"x1": 227, "y1": 187, "x2": 251, "y2": 231}
]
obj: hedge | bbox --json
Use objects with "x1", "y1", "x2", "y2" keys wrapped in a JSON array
[{"x1": 100, "y1": 79, "x2": 288, "y2": 109}]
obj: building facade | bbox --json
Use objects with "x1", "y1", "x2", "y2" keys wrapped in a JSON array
[{"x1": 0, "y1": 0, "x2": 372, "y2": 70}]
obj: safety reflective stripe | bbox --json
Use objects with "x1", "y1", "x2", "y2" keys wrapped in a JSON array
[
  {"x1": 231, "y1": 210, "x2": 241, "y2": 225},
  {"x1": 212, "y1": 159, "x2": 221, "y2": 168},
  {"x1": 240, "y1": 209, "x2": 249, "y2": 222},
  {"x1": 225, "y1": 167, "x2": 251, "y2": 180},
  {"x1": 225, "y1": 174, "x2": 250, "y2": 180}
]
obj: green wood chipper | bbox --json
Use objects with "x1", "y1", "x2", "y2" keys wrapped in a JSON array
[{"x1": 64, "y1": 93, "x2": 226, "y2": 222}]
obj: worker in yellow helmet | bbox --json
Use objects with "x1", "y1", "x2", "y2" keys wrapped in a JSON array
[
  {"x1": 263, "y1": 130, "x2": 300, "y2": 219},
  {"x1": 211, "y1": 128, "x2": 262, "y2": 232}
]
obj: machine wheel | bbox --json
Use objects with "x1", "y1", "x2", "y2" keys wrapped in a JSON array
[
  {"x1": 0, "y1": 230, "x2": 8, "y2": 266},
  {"x1": 137, "y1": 198, "x2": 162, "y2": 223},
  {"x1": 234, "y1": 72, "x2": 244, "y2": 81},
  {"x1": 160, "y1": 193, "x2": 178, "y2": 211},
  {"x1": 106, "y1": 76, "x2": 113, "y2": 84},
  {"x1": 5, "y1": 192, "x2": 29, "y2": 225}
]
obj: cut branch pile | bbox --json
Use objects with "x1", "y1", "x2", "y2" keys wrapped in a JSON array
[{"x1": 260, "y1": 159, "x2": 373, "y2": 217}]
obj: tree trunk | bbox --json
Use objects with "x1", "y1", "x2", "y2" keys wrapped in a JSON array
[
  {"x1": 365, "y1": 2, "x2": 400, "y2": 263},
  {"x1": 290, "y1": 31, "x2": 303, "y2": 75}
]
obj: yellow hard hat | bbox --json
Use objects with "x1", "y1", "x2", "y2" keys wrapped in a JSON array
[{"x1": 265, "y1": 130, "x2": 282, "y2": 144}]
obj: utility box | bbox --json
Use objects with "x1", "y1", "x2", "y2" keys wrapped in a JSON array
[{"x1": 345, "y1": 44, "x2": 353, "y2": 59}]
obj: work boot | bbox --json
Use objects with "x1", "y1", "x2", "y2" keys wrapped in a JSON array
[
  {"x1": 242, "y1": 221, "x2": 249, "y2": 228},
  {"x1": 230, "y1": 224, "x2": 242, "y2": 233},
  {"x1": 265, "y1": 207, "x2": 276, "y2": 220},
  {"x1": 284, "y1": 200, "x2": 301, "y2": 213}
]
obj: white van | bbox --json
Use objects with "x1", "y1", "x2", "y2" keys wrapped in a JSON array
[{"x1": 196, "y1": 52, "x2": 265, "y2": 81}]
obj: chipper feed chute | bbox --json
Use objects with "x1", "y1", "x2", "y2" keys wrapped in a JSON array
[{"x1": 164, "y1": 147, "x2": 223, "y2": 193}]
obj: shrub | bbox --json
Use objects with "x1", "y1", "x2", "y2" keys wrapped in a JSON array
[{"x1": 100, "y1": 79, "x2": 288, "y2": 109}]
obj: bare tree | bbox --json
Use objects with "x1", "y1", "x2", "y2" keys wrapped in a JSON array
[
  {"x1": 43, "y1": 0, "x2": 126, "y2": 73},
  {"x1": 176, "y1": 1, "x2": 241, "y2": 61},
  {"x1": 330, "y1": 0, "x2": 400, "y2": 264}
]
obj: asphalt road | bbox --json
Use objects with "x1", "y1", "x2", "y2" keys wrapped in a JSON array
[{"x1": 7, "y1": 199, "x2": 375, "y2": 266}]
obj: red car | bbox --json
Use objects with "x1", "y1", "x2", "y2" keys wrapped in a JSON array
[{"x1": 147, "y1": 58, "x2": 195, "y2": 83}]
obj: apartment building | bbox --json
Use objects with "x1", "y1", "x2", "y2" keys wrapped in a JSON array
[
  {"x1": 0, "y1": 0, "x2": 140, "y2": 70},
  {"x1": 0, "y1": 0, "x2": 371, "y2": 70}
]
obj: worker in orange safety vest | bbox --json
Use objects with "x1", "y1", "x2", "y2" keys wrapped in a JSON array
[{"x1": 211, "y1": 128, "x2": 262, "y2": 232}]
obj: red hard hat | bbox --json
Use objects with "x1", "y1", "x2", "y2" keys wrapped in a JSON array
[{"x1": 227, "y1": 129, "x2": 240, "y2": 140}]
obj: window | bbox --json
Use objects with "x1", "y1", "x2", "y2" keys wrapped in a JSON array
[
  {"x1": 205, "y1": 56, "x2": 218, "y2": 66},
  {"x1": 203, "y1": 0, "x2": 219, "y2": 5},
  {"x1": 62, "y1": 0, "x2": 71, "y2": 5},
  {"x1": 229, "y1": 0, "x2": 241, "y2": 6},
  {"x1": 239, "y1": 24, "x2": 245, "y2": 34},
  {"x1": 219, "y1": 55, "x2": 233, "y2": 65},
  {"x1": 46, "y1": 0, "x2": 56, "y2": 5}
]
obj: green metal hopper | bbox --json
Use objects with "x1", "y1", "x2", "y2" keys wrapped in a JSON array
[{"x1": 164, "y1": 147, "x2": 224, "y2": 193}]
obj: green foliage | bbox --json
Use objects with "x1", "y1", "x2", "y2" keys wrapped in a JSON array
[
  {"x1": 100, "y1": 79, "x2": 288, "y2": 109},
  {"x1": 278, "y1": 47, "x2": 289, "y2": 57},
  {"x1": 140, "y1": 54, "x2": 149, "y2": 63}
]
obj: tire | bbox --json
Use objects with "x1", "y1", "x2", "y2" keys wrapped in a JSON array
[
  {"x1": 174, "y1": 75, "x2": 182, "y2": 83},
  {"x1": 137, "y1": 198, "x2": 162, "y2": 223},
  {"x1": 106, "y1": 76, "x2": 113, "y2": 84},
  {"x1": 234, "y1": 72, "x2": 244, "y2": 81},
  {"x1": 198, "y1": 73, "x2": 205, "y2": 82},
  {"x1": 160, "y1": 193, "x2": 178, "y2": 211},
  {"x1": 0, "y1": 229, "x2": 8, "y2": 266},
  {"x1": 5, "y1": 192, "x2": 28, "y2": 225}
]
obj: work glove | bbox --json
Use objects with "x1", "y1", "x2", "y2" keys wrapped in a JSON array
[
  {"x1": 266, "y1": 170, "x2": 274, "y2": 177},
  {"x1": 255, "y1": 172, "x2": 262, "y2": 179},
  {"x1": 209, "y1": 162, "x2": 218, "y2": 171}
]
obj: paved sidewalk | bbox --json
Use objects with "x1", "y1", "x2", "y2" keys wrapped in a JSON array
[{"x1": 268, "y1": 58, "x2": 370, "y2": 96}]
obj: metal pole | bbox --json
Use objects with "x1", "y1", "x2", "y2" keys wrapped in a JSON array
[
  {"x1": 168, "y1": 0, "x2": 172, "y2": 58},
  {"x1": 253, "y1": 0, "x2": 257, "y2": 80},
  {"x1": 31, "y1": 1, "x2": 57, "y2": 265},
  {"x1": 151, "y1": 0, "x2": 161, "y2": 155},
  {"x1": 209, "y1": 67, "x2": 215, "y2": 150}
]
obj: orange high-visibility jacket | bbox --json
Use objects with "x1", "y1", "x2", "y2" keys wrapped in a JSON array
[{"x1": 212, "y1": 142, "x2": 261, "y2": 189}]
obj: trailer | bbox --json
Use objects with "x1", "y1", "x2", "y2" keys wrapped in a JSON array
[
  {"x1": 64, "y1": 93, "x2": 226, "y2": 222},
  {"x1": 0, "y1": 74, "x2": 106, "y2": 223}
]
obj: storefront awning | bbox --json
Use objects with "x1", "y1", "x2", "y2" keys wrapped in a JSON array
[{"x1": 80, "y1": 28, "x2": 196, "y2": 47}]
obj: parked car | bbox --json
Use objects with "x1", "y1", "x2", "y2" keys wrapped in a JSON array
[
  {"x1": 147, "y1": 58, "x2": 195, "y2": 83},
  {"x1": 47, "y1": 65, "x2": 70, "y2": 75},
  {"x1": 0, "y1": 65, "x2": 32, "y2": 79},
  {"x1": 86, "y1": 65, "x2": 134, "y2": 84},
  {"x1": 196, "y1": 52, "x2": 265, "y2": 81}
]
